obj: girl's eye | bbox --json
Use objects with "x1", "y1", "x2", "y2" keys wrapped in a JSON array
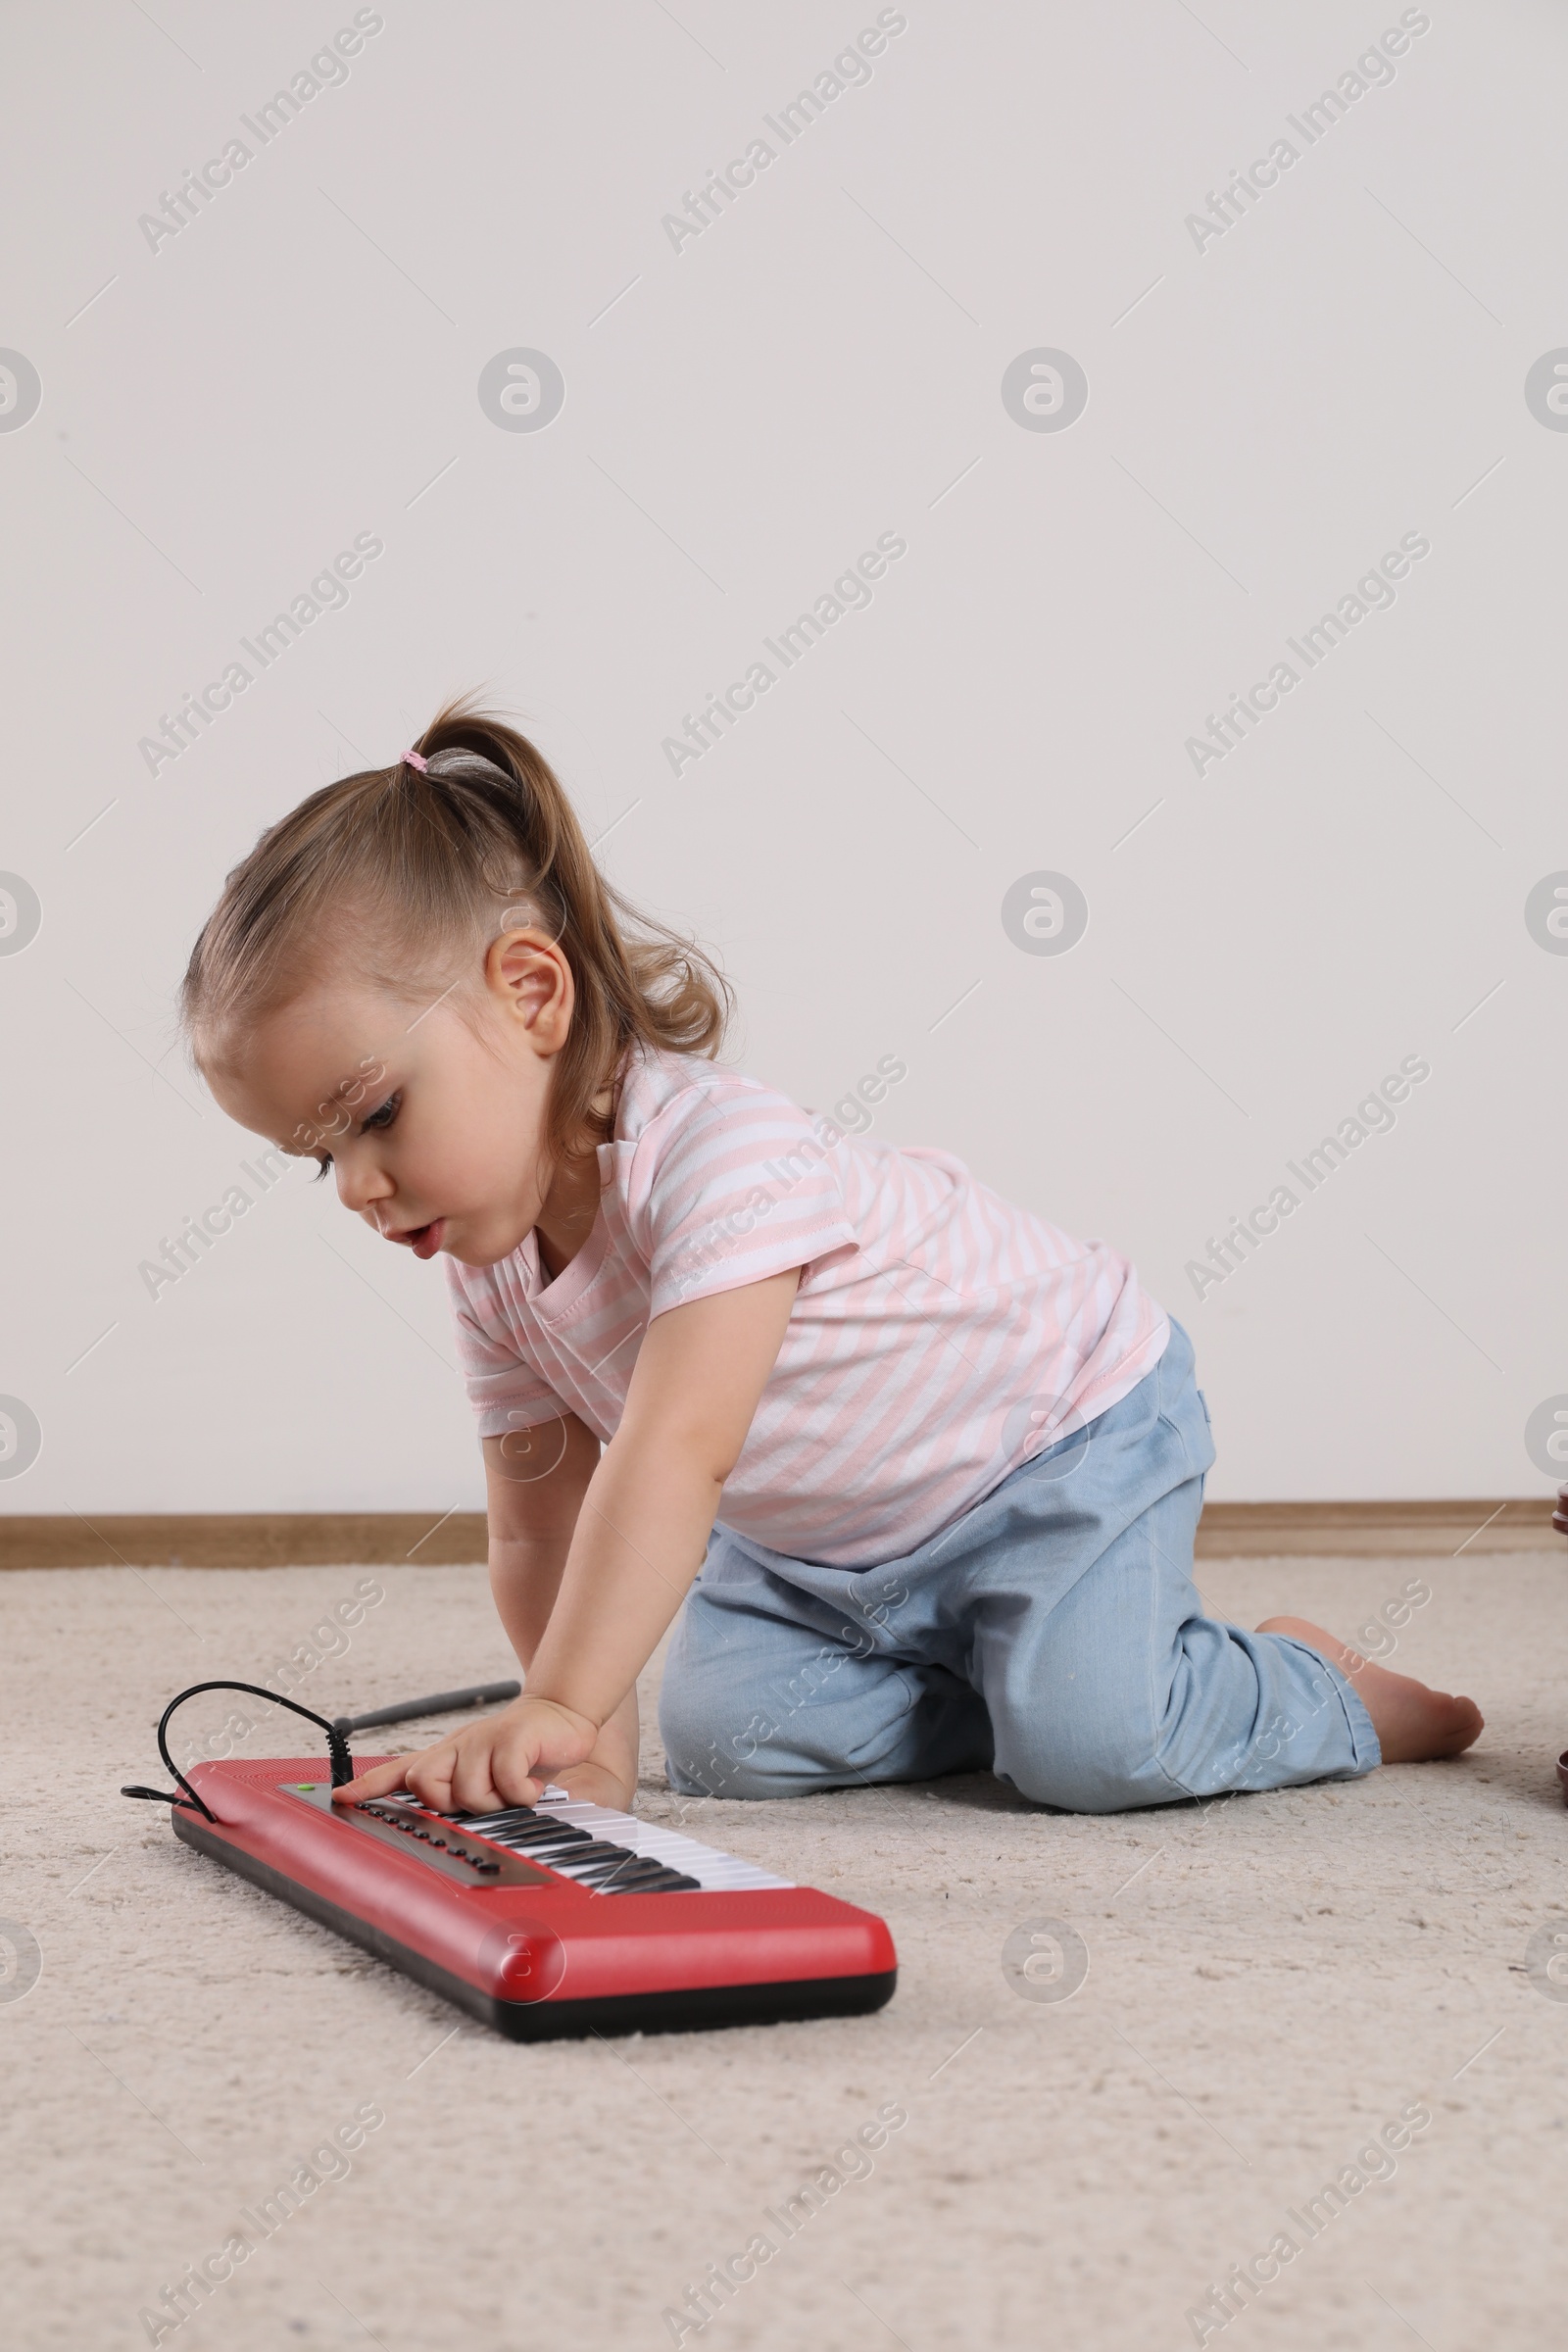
[{"x1": 310, "y1": 1093, "x2": 398, "y2": 1179}]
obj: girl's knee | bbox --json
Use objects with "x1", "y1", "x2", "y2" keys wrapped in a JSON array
[
  {"x1": 659, "y1": 1680, "x2": 797, "y2": 1801},
  {"x1": 995, "y1": 1712, "x2": 1173, "y2": 1815},
  {"x1": 662, "y1": 1730, "x2": 796, "y2": 1802}
]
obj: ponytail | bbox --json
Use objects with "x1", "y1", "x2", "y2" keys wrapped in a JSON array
[{"x1": 181, "y1": 696, "x2": 731, "y2": 1162}]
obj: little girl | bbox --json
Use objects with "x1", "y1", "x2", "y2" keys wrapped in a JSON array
[{"x1": 183, "y1": 703, "x2": 1482, "y2": 1820}]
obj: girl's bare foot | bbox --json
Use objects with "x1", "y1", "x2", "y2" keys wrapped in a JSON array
[{"x1": 1256, "y1": 1615, "x2": 1484, "y2": 1764}]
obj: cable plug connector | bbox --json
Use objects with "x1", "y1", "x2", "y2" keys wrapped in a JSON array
[{"x1": 130, "y1": 1681, "x2": 361, "y2": 1825}]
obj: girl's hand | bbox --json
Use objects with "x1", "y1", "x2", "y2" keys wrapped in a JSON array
[{"x1": 334, "y1": 1693, "x2": 600, "y2": 1815}]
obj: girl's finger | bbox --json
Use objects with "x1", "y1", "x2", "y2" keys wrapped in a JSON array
[
  {"x1": 451, "y1": 1743, "x2": 516, "y2": 1816},
  {"x1": 405, "y1": 1740, "x2": 464, "y2": 1809},
  {"x1": 333, "y1": 1756, "x2": 411, "y2": 1802},
  {"x1": 491, "y1": 1735, "x2": 550, "y2": 1810}
]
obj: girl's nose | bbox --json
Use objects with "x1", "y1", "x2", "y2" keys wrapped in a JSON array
[{"x1": 335, "y1": 1151, "x2": 392, "y2": 1216}]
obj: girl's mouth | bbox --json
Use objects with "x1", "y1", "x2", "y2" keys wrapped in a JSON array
[{"x1": 396, "y1": 1218, "x2": 446, "y2": 1258}]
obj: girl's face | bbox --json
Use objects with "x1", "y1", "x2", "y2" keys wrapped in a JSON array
[{"x1": 205, "y1": 930, "x2": 575, "y2": 1268}]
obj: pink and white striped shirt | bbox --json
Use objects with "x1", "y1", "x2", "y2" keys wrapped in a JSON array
[{"x1": 444, "y1": 1047, "x2": 1169, "y2": 1568}]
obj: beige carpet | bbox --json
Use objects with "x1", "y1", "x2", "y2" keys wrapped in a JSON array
[{"x1": 6, "y1": 1554, "x2": 1567, "y2": 2352}]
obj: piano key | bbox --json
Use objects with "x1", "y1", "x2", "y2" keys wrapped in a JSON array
[
  {"x1": 577, "y1": 1857, "x2": 662, "y2": 1880},
  {"x1": 434, "y1": 1792, "x2": 795, "y2": 1892},
  {"x1": 485, "y1": 1826, "x2": 593, "y2": 1850},
  {"x1": 593, "y1": 1866, "x2": 691, "y2": 1890},
  {"x1": 478, "y1": 1818, "x2": 592, "y2": 1841},
  {"x1": 537, "y1": 1842, "x2": 635, "y2": 1870},
  {"x1": 602, "y1": 1868, "x2": 702, "y2": 1894},
  {"x1": 550, "y1": 1851, "x2": 695, "y2": 1889},
  {"x1": 529, "y1": 1804, "x2": 794, "y2": 1892}
]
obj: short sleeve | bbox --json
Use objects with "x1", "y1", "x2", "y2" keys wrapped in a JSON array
[
  {"x1": 443, "y1": 1256, "x2": 565, "y2": 1436},
  {"x1": 623, "y1": 1072, "x2": 860, "y2": 1319}
]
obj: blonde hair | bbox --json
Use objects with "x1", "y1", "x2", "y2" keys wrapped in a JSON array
[{"x1": 181, "y1": 698, "x2": 731, "y2": 1161}]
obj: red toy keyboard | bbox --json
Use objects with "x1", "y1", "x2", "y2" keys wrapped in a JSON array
[{"x1": 170, "y1": 1757, "x2": 898, "y2": 2039}]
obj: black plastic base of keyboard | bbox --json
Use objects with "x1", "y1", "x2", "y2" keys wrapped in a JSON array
[{"x1": 174, "y1": 1810, "x2": 897, "y2": 2040}]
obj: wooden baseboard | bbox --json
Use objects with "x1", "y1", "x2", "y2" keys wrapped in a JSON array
[
  {"x1": 0, "y1": 1513, "x2": 490, "y2": 1570},
  {"x1": 1195, "y1": 1498, "x2": 1557, "y2": 1557},
  {"x1": 0, "y1": 1498, "x2": 1557, "y2": 1570}
]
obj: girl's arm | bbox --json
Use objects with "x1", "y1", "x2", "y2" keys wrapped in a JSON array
[
  {"x1": 338, "y1": 1266, "x2": 801, "y2": 1813},
  {"x1": 482, "y1": 1412, "x2": 641, "y2": 1809}
]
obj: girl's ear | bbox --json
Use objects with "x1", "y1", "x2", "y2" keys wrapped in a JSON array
[{"x1": 486, "y1": 927, "x2": 573, "y2": 1053}]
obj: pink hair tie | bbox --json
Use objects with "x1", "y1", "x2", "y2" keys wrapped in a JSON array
[{"x1": 403, "y1": 749, "x2": 429, "y2": 772}]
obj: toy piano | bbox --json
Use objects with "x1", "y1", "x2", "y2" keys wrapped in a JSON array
[
  {"x1": 125, "y1": 1678, "x2": 896, "y2": 2037},
  {"x1": 158, "y1": 1752, "x2": 897, "y2": 2039}
]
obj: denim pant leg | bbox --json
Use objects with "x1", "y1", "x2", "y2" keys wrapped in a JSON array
[
  {"x1": 662, "y1": 1317, "x2": 1380, "y2": 1812},
  {"x1": 973, "y1": 1474, "x2": 1383, "y2": 1811},
  {"x1": 660, "y1": 1536, "x2": 992, "y2": 1800},
  {"x1": 964, "y1": 1322, "x2": 1381, "y2": 1811}
]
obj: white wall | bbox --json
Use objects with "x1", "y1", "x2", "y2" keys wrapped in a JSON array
[{"x1": 2, "y1": 0, "x2": 1564, "y2": 1516}]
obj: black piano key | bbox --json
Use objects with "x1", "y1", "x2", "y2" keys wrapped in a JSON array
[
  {"x1": 484, "y1": 1812, "x2": 582, "y2": 1835},
  {"x1": 539, "y1": 1842, "x2": 636, "y2": 1870},
  {"x1": 504, "y1": 1847, "x2": 602, "y2": 1870},
  {"x1": 486, "y1": 1841, "x2": 592, "y2": 1866},
  {"x1": 602, "y1": 1867, "x2": 702, "y2": 1893},
  {"x1": 571, "y1": 1854, "x2": 684, "y2": 1884},
  {"x1": 537, "y1": 1852, "x2": 666, "y2": 1884},
  {"x1": 578, "y1": 1866, "x2": 672, "y2": 1888},
  {"x1": 485, "y1": 1825, "x2": 593, "y2": 1850}
]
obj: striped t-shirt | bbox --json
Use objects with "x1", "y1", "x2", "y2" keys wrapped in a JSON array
[{"x1": 444, "y1": 1046, "x2": 1169, "y2": 1569}]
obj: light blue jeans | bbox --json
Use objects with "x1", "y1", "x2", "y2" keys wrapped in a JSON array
[{"x1": 661, "y1": 1319, "x2": 1379, "y2": 1814}]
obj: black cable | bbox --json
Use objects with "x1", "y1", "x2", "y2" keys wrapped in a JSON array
[
  {"x1": 331, "y1": 1678, "x2": 520, "y2": 1733},
  {"x1": 121, "y1": 1681, "x2": 356, "y2": 1825}
]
